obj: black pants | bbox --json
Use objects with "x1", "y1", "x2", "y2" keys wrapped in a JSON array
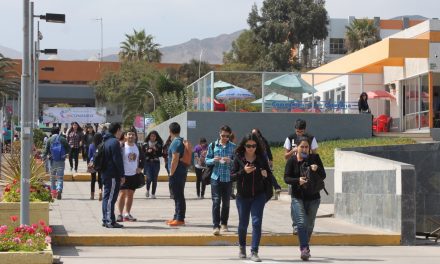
[
  {"x1": 91, "y1": 171, "x2": 102, "y2": 193},
  {"x1": 170, "y1": 172, "x2": 187, "y2": 221},
  {"x1": 69, "y1": 147, "x2": 80, "y2": 170},
  {"x1": 195, "y1": 168, "x2": 206, "y2": 197},
  {"x1": 102, "y1": 176, "x2": 120, "y2": 224}
]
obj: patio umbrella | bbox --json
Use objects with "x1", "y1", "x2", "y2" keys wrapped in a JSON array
[
  {"x1": 264, "y1": 73, "x2": 318, "y2": 94},
  {"x1": 214, "y1": 80, "x2": 235, "y2": 89},
  {"x1": 216, "y1": 86, "x2": 255, "y2": 111},
  {"x1": 251, "y1": 92, "x2": 291, "y2": 104},
  {"x1": 366, "y1": 90, "x2": 396, "y2": 115}
]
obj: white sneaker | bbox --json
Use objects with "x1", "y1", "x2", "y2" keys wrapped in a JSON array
[
  {"x1": 213, "y1": 227, "x2": 220, "y2": 236},
  {"x1": 220, "y1": 224, "x2": 228, "y2": 232},
  {"x1": 145, "y1": 192, "x2": 150, "y2": 198},
  {"x1": 151, "y1": 194, "x2": 156, "y2": 199}
]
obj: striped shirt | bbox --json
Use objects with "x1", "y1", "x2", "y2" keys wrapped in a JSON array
[{"x1": 205, "y1": 140, "x2": 236, "y2": 182}]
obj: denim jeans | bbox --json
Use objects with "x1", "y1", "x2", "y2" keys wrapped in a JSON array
[
  {"x1": 236, "y1": 193, "x2": 266, "y2": 253},
  {"x1": 69, "y1": 147, "x2": 80, "y2": 170},
  {"x1": 211, "y1": 179, "x2": 232, "y2": 228},
  {"x1": 169, "y1": 168, "x2": 187, "y2": 221},
  {"x1": 291, "y1": 197, "x2": 320, "y2": 250},
  {"x1": 144, "y1": 161, "x2": 160, "y2": 194},
  {"x1": 50, "y1": 160, "x2": 65, "y2": 192}
]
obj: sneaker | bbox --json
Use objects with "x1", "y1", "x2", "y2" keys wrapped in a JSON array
[
  {"x1": 56, "y1": 191, "x2": 62, "y2": 200},
  {"x1": 239, "y1": 246, "x2": 246, "y2": 259},
  {"x1": 116, "y1": 215, "x2": 123, "y2": 222},
  {"x1": 168, "y1": 220, "x2": 185, "y2": 226},
  {"x1": 98, "y1": 191, "x2": 103, "y2": 201},
  {"x1": 90, "y1": 193, "x2": 94, "y2": 200},
  {"x1": 105, "y1": 222, "x2": 123, "y2": 228},
  {"x1": 201, "y1": 195, "x2": 204, "y2": 199},
  {"x1": 250, "y1": 252, "x2": 262, "y2": 262},
  {"x1": 166, "y1": 219, "x2": 175, "y2": 225},
  {"x1": 300, "y1": 248, "x2": 310, "y2": 261},
  {"x1": 213, "y1": 227, "x2": 220, "y2": 236},
  {"x1": 220, "y1": 224, "x2": 228, "y2": 232},
  {"x1": 123, "y1": 214, "x2": 137, "y2": 222},
  {"x1": 151, "y1": 194, "x2": 156, "y2": 199},
  {"x1": 145, "y1": 192, "x2": 150, "y2": 198},
  {"x1": 70, "y1": 167, "x2": 73, "y2": 172},
  {"x1": 75, "y1": 169, "x2": 78, "y2": 173},
  {"x1": 230, "y1": 193, "x2": 236, "y2": 200},
  {"x1": 293, "y1": 225, "x2": 298, "y2": 235}
]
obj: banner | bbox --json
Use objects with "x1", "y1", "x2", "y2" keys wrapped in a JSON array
[
  {"x1": 42, "y1": 107, "x2": 106, "y2": 124},
  {"x1": 133, "y1": 114, "x2": 155, "y2": 132}
]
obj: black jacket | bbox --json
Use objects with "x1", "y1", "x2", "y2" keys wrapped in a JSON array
[
  {"x1": 231, "y1": 154, "x2": 272, "y2": 199},
  {"x1": 284, "y1": 154, "x2": 326, "y2": 200},
  {"x1": 102, "y1": 133, "x2": 124, "y2": 179},
  {"x1": 142, "y1": 141, "x2": 163, "y2": 163}
]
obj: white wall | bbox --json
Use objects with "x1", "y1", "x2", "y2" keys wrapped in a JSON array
[
  {"x1": 429, "y1": 43, "x2": 440, "y2": 72},
  {"x1": 405, "y1": 58, "x2": 428, "y2": 78}
]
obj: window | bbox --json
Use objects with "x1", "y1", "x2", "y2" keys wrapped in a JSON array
[{"x1": 329, "y1": 38, "x2": 346, "y2": 55}]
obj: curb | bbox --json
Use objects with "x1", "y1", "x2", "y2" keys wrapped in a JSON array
[
  {"x1": 52, "y1": 233, "x2": 401, "y2": 246},
  {"x1": 44, "y1": 174, "x2": 197, "y2": 182}
]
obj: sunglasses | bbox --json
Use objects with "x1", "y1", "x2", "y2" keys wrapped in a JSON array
[
  {"x1": 220, "y1": 134, "x2": 230, "y2": 138},
  {"x1": 245, "y1": 144, "x2": 257, "y2": 148}
]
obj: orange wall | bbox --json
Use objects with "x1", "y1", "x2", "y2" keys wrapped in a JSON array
[
  {"x1": 379, "y1": 19, "x2": 424, "y2": 30},
  {"x1": 11, "y1": 60, "x2": 187, "y2": 82}
]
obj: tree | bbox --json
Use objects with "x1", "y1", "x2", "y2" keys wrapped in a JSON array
[
  {"x1": 0, "y1": 53, "x2": 19, "y2": 101},
  {"x1": 345, "y1": 18, "x2": 381, "y2": 53},
  {"x1": 223, "y1": 30, "x2": 265, "y2": 69},
  {"x1": 248, "y1": 0, "x2": 329, "y2": 70},
  {"x1": 178, "y1": 59, "x2": 213, "y2": 85},
  {"x1": 122, "y1": 77, "x2": 156, "y2": 127},
  {"x1": 119, "y1": 29, "x2": 162, "y2": 62}
]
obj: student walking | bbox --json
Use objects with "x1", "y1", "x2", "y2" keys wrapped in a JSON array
[
  {"x1": 117, "y1": 129, "x2": 144, "y2": 222},
  {"x1": 83, "y1": 125, "x2": 95, "y2": 162},
  {"x1": 284, "y1": 136, "x2": 326, "y2": 261},
  {"x1": 166, "y1": 122, "x2": 188, "y2": 226},
  {"x1": 67, "y1": 121, "x2": 84, "y2": 172},
  {"x1": 142, "y1": 130, "x2": 163, "y2": 199},
  {"x1": 88, "y1": 133, "x2": 103, "y2": 201},
  {"x1": 231, "y1": 133, "x2": 272, "y2": 262},
  {"x1": 193, "y1": 137, "x2": 208, "y2": 199},
  {"x1": 101, "y1": 123, "x2": 125, "y2": 228},
  {"x1": 162, "y1": 135, "x2": 174, "y2": 199},
  {"x1": 43, "y1": 126, "x2": 70, "y2": 200},
  {"x1": 206, "y1": 125, "x2": 236, "y2": 235}
]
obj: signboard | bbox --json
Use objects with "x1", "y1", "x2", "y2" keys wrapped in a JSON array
[
  {"x1": 133, "y1": 114, "x2": 155, "y2": 132},
  {"x1": 42, "y1": 107, "x2": 106, "y2": 124}
]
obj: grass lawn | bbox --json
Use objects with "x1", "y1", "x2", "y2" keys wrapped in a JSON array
[{"x1": 271, "y1": 137, "x2": 416, "y2": 188}]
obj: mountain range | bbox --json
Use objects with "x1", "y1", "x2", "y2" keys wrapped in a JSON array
[{"x1": 0, "y1": 30, "x2": 243, "y2": 64}]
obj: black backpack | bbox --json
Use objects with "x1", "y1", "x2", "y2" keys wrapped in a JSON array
[
  {"x1": 288, "y1": 133, "x2": 314, "y2": 149},
  {"x1": 300, "y1": 162, "x2": 328, "y2": 196},
  {"x1": 93, "y1": 142, "x2": 106, "y2": 172}
]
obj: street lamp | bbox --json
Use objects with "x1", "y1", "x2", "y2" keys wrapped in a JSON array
[{"x1": 145, "y1": 90, "x2": 156, "y2": 112}]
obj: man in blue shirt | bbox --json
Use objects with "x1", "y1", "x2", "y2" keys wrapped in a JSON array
[
  {"x1": 166, "y1": 122, "x2": 187, "y2": 226},
  {"x1": 206, "y1": 125, "x2": 236, "y2": 235}
]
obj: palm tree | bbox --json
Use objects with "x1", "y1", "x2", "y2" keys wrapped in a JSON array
[
  {"x1": 122, "y1": 77, "x2": 156, "y2": 127},
  {"x1": 119, "y1": 29, "x2": 162, "y2": 62},
  {"x1": 345, "y1": 19, "x2": 381, "y2": 53},
  {"x1": 0, "y1": 53, "x2": 19, "y2": 99}
]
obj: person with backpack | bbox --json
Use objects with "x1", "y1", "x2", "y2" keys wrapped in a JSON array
[
  {"x1": 284, "y1": 136, "x2": 326, "y2": 261},
  {"x1": 205, "y1": 125, "x2": 236, "y2": 236},
  {"x1": 66, "y1": 121, "x2": 84, "y2": 173},
  {"x1": 165, "y1": 122, "x2": 187, "y2": 227},
  {"x1": 193, "y1": 137, "x2": 208, "y2": 199},
  {"x1": 231, "y1": 133, "x2": 272, "y2": 262},
  {"x1": 142, "y1": 130, "x2": 163, "y2": 199},
  {"x1": 283, "y1": 119, "x2": 319, "y2": 234},
  {"x1": 43, "y1": 126, "x2": 70, "y2": 200},
  {"x1": 101, "y1": 122, "x2": 125, "y2": 228},
  {"x1": 88, "y1": 133, "x2": 103, "y2": 201}
]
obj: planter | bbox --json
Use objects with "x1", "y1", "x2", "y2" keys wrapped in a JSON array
[
  {"x1": 0, "y1": 202, "x2": 49, "y2": 226},
  {"x1": 0, "y1": 245, "x2": 53, "y2": 264}
]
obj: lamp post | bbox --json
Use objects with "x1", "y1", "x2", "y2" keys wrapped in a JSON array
[{"x1": 94, "y1": 18, "x2": 104, "y2": 61}]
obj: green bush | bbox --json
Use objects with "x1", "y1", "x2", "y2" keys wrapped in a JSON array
[
  {"x1": 33, "y1": 128, "x2": 47, "y2": 149},
  {"x1": 271, "y1": 137, "x2": 416, "y2": 188}
]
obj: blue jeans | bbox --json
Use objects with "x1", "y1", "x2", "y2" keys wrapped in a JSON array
[
  {"x1": 169, "y1": 168, "x2": 187, "y2": 221},
  {"x1": 291, "y1": 197, "x2": 320, "y2": 250},
  {"x1": 211, "y1": 179, "x2": 232, "y2": 228},
  {"x1": 236, "y1": 193, "x2": 266, "y2": 253},
  {"x1": 102, "y1": 177, "x2": 121, "y2": 224},
  {"x1": 50, "y1": 160, "x2": 65, "y2": 192},
  {"x1": 144, "y1": 161, "x2": 160, "y2": 194}
]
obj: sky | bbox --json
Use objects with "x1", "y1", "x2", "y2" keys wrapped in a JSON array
[{"x1": 1, "y1": 0, "x2": 439, "y2": 52}]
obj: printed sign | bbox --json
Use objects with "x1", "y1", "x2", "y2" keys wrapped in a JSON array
[{"x1": 42, "y1": 107, "x2": 106, "y2": 124}]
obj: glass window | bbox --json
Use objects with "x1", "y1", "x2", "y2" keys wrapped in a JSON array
[{"x1": 329, "y1": 38, "x2": 347, "y2": 55}]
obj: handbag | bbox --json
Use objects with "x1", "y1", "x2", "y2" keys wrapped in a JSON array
[
  {"x1": 201, "y1": 141, "x2": 216, "y2": 185},
  {"x1": 87, "y1": 162, "x2": 96, "y2": 173},
  {"x1": 135, "y1": 173, "x2": 146, "y2": 189}
]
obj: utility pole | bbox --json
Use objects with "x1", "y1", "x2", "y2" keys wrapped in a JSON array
[
  {"x1": 20, "y1": 0, "x2": 32, "y2": 225},
  {"x1": 94, "y1": 18, "x2": 103, "y2": 61}
]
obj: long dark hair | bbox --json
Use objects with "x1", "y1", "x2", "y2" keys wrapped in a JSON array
[
  {"x1": 93, "y1": 133, "x2": 103, "y2": 145},
  {"x1": 235, "y1": 133, "x2": 265, "y2": 157},
  {"x1": 145, "y1": 130, "x2": 163, "y2": 145},
  {"x1": 252, "y1": 128, "x2": 268, "y2": 150},
  {"x1": 359, "y1": 92, "x2": 368, "y2": 102},
  {"x1": 67, "y1": 121, "x2": 83, "y2": 134},
  {"x1": 297, "y1": 136, "x2": 311, "y2": 154}
]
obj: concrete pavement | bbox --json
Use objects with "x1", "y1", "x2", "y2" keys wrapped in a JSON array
[
  {"x1": 53, "y1": 245, "x2": 440, "y2": 264},
  {"x1": 49, "y1": 162, "x2": 400, "y2": 246}
]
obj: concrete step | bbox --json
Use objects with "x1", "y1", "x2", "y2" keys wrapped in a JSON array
[{"x1": 52, "y1": 233, "x2": 401, "y2": 247}]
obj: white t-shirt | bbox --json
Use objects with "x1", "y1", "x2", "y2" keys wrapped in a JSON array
[
  {"x1": 123, "y1": 143, "x2": 139, "y2": 176},
  {"x1": 283, "y1": 136, "x2": 318, "y2": 151}
]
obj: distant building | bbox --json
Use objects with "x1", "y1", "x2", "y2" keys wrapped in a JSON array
[{"x1": 300, "y1": 16, "x2": 427, "y2": 67}]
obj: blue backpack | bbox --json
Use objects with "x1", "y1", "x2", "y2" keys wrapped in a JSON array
[{"x1": 50, "y1": 135, "x2": 66, "y2": 161}]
